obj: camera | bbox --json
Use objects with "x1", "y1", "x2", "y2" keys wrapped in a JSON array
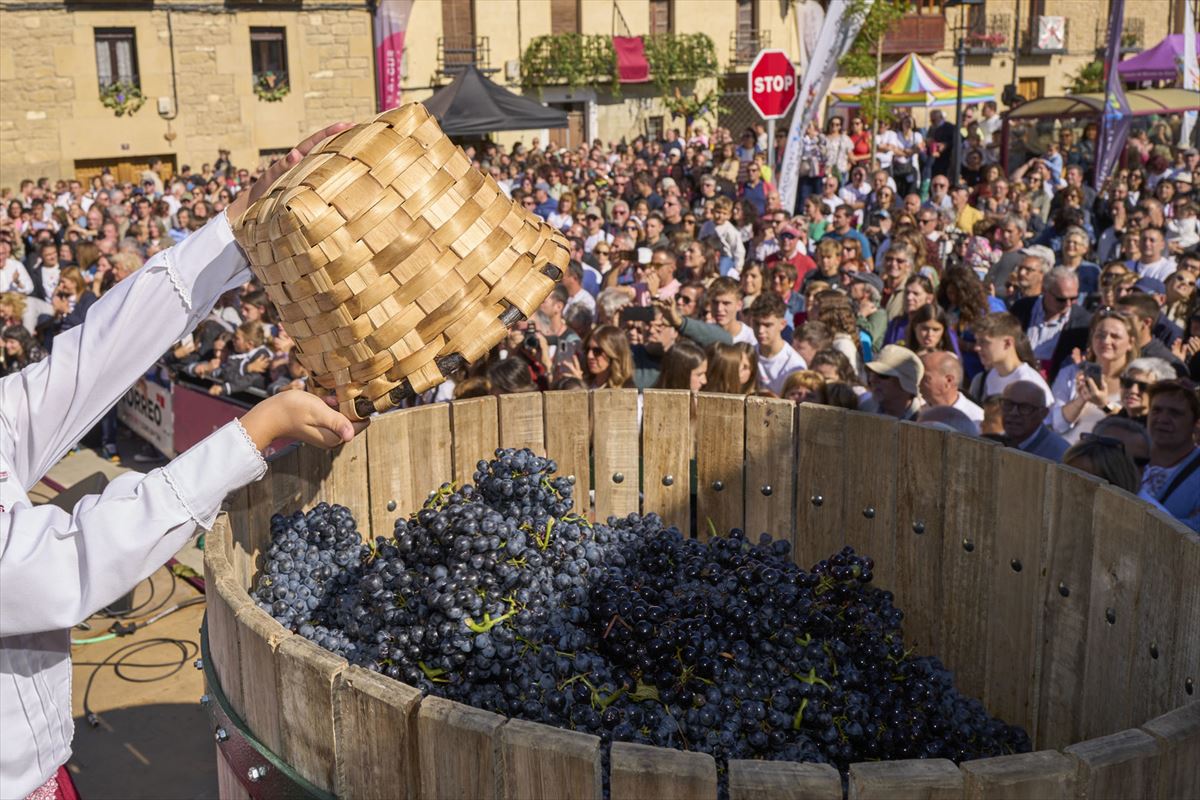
[{"x1": 524, "y1": 332, "x2": 540, "y2": 351}]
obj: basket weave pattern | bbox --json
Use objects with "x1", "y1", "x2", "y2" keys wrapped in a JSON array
[{"x1": 233, "y1": 104, "x2": 568, "y2": 419}]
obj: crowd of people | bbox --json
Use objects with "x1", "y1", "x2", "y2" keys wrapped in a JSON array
[{"x1": 1, "y1": 104, "x2": 1197, "y2": 530}]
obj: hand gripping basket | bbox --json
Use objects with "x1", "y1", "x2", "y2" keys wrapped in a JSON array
[{"x1": 232, "y1": 104, "x2": 568, "y2": 420}]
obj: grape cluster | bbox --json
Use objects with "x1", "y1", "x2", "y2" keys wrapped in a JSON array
[{"x1": 253, "y1": 448, "x2": 1029, "y2": 792}]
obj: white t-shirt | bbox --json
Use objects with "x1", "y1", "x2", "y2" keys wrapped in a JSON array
[
  {"x1": 1134, "y1": 256, "x2": 1177, "y2": 282},
  {"x1": 984, "y1": 362, "x2": 1053, "y2": 407},
  {"x1": 584, "y1": 230, "x2": 613, "y2": 253},
  {"x1": 730, "y1": 322, "x2": 757, "y2": 346},
  {"x1": 1, "y1": 257, "x2": 33, "y2": 294},
  {"x1": 951, "y1": 392, "x2": 985, "y2": 431},
  {"x1": 756, "y1": 343, "x2": 807, "y2": 395}
]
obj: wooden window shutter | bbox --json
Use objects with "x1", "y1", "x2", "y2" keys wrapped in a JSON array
[
  {"x1": 551, "y1": 0, "x2": 579, "y2": 35},
  {"x1": 442, "y1": 0, "x2": 474, "y2": 45},
  {"x1": 649, "y1": 0, "x2": 671, "y2": 35}
]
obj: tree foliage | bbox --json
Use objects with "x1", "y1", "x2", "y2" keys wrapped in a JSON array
[
  {"x1": 1067, "y1": 60, "x2": 1105, "y2": 94},
  {"x1": 839, "y1": 0, "x2": 912, "y2": 79}
]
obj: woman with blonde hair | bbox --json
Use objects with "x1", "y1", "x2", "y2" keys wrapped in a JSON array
[
  {"x1": 781, "y1": 369, "x2": 826, "y2": 404},
  {"x1": 0, "y1": 292, "x2": 27, "y2": 330},
  {"x1": 568, "y1": 324, "x2": 635, "y2": 389},
  {"x1": 1050, "y1": 309, "x2": 1141, "y2": 444},
  {"x1": 705, "y1": 341, "x2": 757, "y2": 395},
  {"x1": 547, "y1": 191, "x2": 577, "y2": 232}
]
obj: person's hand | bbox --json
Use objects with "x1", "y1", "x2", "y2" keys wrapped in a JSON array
[
  {"x1": 240, "y1": 390, "x2": 368, "y2": 451},
  {"x1": 526, "y1": 331, "x2": 551, "y2": 370},
  {"x1": 246, "y1": 353, "x2": 271, "y2": 374},
  {"x1": 51, "y1": 293, "x2": 69, "y2": 315},
  {"x1": 208, "y1": 384, "x2": 224, "y2": 397},
  {"x1": 654, "y1": 297, "x2": 682, "y2": 329},
  {"x1": 1174, "y1": 335, "x2": 1200, "y2": 360},
  {"x1": 558, "y1": 354, "x2": 584, "y2": 381},
  {"x1": 226, "y1": 121, "x2": 354, "y2": 225},
  {"x1": 1074, "y1": 369, "x2": 1107, "y2": 407}
]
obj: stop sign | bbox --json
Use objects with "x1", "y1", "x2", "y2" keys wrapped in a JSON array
[{"x1": 748, "y1": 49, "x2": 797, "y2": 120}]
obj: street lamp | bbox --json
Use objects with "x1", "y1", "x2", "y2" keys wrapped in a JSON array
[{"x1": 944, "y1": 0, "x2": 982, "y2": 187}]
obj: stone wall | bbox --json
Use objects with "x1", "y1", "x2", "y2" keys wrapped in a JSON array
[{"x1": 0, "y1": 1, "x2": 375, "y2": 188}]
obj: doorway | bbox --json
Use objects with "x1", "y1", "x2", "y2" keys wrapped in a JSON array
[{"x1": 74, "y1": 154, "x2": 177, "y2": 185}]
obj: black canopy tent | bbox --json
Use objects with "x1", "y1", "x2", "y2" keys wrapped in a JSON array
[{"x1": 422, "y1": 66, "x2": 568, "y2": 137}]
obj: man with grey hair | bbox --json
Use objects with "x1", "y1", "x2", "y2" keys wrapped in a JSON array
[
  {"x1": 1010, "y1": 244, "x2": 1055, "y2": 302},
  {"x1": 986, "y1": 214, "x2": 1027, "y2": 300},
  {"x1": 1011, "y1": 265, "x2": 1091, "y2": 380}
]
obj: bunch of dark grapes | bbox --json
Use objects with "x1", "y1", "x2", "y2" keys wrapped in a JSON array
[{"x1": 254, "y1": 448, "x2": 1030, "y2": 795}]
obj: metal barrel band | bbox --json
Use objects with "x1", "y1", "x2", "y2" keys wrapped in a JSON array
[{"x1": 199, "y1": 616, "x2": 336, "y2": 800}]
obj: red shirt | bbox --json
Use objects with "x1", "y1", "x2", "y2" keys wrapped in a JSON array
[{"x1": 765, "y1": 249, "x2": 817, "y2": 288}]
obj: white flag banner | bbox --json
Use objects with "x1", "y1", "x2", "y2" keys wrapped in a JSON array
[
  {"x1": 779, "y1": 0, "x2": 874, "y2": 213},
  {"x1": 1183, "y1": 0, "x2": 1197, "y2": 146},
  {"x1": 797, "y1": 0, "x2": 826, "y2": 71}
]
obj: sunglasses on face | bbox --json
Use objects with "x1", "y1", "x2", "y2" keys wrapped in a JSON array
[
  {"x1": 595, "y1": 248, "x2": 610, "y2": 255},
  {"x1": 1119, "y1": 377, "x2": 1151, "y2": 393},
  {"x1": 586, "y1": 346, "x2": 605, "y2": 357}
]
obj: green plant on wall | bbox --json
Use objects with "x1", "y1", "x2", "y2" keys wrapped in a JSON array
[
  {"x1": 644, "y1": 33, "x2": 723, "y2": 126},
  {"x1": 254, "y1": 71, "x2": 290, "y2": 102},
  {"x1": 1067, "y1": 60, "x2": 1104, "y2": 94},
  {"x1": 520, "y1": 34, "x2": 617, "y2": 92},
  {"x1": 99, "y1": 81, "x2": 145, "y2": 117}
]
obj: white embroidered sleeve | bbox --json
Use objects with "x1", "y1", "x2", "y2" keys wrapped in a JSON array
[
  {"x1": 0, "y1": 420, "x2": 265, "y2": 637},
  {"x1": 0, "y1": 213, "x2": 250, "y2": 490}
]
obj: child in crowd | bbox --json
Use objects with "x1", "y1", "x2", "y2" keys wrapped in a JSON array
[
  {"x1": 204, "y1": 320, "x2": 273, "y2": 397},
  {"x1": 749, "y1": 292, "x2": 807, "y2": 395},
  {"x1": 697, "y1": 196, "x2": 745, "y2": 277},
  {"x1": 969, "y1": 312, "x2": 1053, "y2": 405}
]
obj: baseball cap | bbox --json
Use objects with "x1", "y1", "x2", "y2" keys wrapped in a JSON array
[
  {"x1": 778, "y1": 224, "x2": 801, "y2": 238},
  {"x1": 865, "y1": 345, "x2": 925, "y2": 396},
  {"x1": 850, "y1": 271, "x2": 884, "y2": 293},
  {"x1": 1184, "y1": 148, "x2": 1198, "y2": 157},
  {"x1": 1133, "y1": 277, "x2": 1166, "y2": 294},
  {"x1": 584, "y1": 205, "x2": 604, "y2": 219}
]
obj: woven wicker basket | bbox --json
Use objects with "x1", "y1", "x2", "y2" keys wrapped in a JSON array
[{"x1": 232, "y1": 104, "x2": 568, "y2": 420}]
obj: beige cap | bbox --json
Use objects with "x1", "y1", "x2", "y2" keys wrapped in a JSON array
[{"x1": 866, "y1": 344, "x2": 925, "y2": 396}]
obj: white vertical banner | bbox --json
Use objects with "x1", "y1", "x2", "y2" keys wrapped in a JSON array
[
  {"x1": 778, "y1": 0, "x2": 874, "y2": 213},
  {"x1": 1183, "y1": 0, "x2": 1198, "y2": 146},
  {"x1": 796, "y1": 0, "x2": 826, "y2": 73}
]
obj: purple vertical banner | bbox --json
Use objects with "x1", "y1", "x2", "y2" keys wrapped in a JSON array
[
  {"x1": 1094, "y1": 0, "x2": 1132, "y2": 191},
  {"x1": 375, "y1": 0, "x2": 413, "y2": 112}
]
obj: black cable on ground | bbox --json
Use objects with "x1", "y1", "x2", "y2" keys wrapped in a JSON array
[
  {"x1": 75, "y1": 565, "x2": 207, "y2": 728},
  {"x1": 80, "y1": 638, "x2": 199, "y2": 728}
]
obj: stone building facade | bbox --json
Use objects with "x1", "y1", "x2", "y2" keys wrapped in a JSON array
[{"x1": 0, "y1": 0, "x2": 376, "y2": 188}]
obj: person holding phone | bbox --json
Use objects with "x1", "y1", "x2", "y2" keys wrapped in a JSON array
[{"x1": 1049, "y1": 309, "x2": 1141, "y2": 444}]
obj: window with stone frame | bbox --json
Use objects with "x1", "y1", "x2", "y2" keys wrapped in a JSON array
[
  {"x1": 250, "y1": 27, "x2": 289, "y2": 85},
  {"x1": 94, "y1": 28, "x2": 139, "y2": 90}
]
